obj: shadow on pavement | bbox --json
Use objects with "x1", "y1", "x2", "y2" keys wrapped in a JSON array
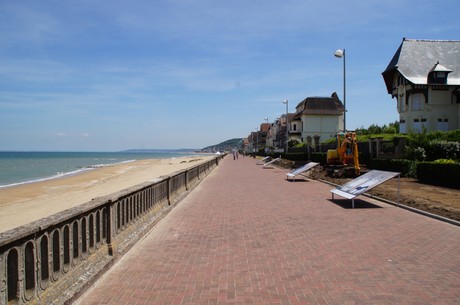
[{"x1": 328, "y1": 198, "x2": 383, "y2": 209}]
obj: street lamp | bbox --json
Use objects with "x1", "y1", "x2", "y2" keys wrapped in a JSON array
[
  {"x1": 334, "y1": 49, "x2": 346, "y2": 132},
  {"x1": 282, "y1": 99, "x2": 288, "y2": 152},
  {"x1": 264, "y1": 117, "x2": 268, "y2": 124}
]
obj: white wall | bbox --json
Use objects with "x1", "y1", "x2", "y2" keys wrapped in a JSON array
[
  {"x1": 301, "y1": 114, "x2": 343, "y2": 143},
  {"x1": 394, "y1": 79, "x2": 460, "y2": 132}
]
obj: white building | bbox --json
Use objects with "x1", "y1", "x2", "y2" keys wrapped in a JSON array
[
  {"x1": 291, "y1": 92, "x2": 344, "y2": 144},
  {"x1": 382, "y1": 38, "x2": 460, "y2": 133}
]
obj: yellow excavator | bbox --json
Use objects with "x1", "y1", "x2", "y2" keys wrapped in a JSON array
[{"x1": 326, "y1": 132, "x2": 360, "y2": 177}]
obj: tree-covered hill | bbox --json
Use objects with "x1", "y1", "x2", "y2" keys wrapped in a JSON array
[{"x1": 202, "y1": 138, "x2": 243, "y2": 152}]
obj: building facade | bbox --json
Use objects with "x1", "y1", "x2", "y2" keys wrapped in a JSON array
[
  {"x1": 382, "y1": 38, "x2": 460, "y2": 133},
  {"x1": 293, "y1": 92, "x2": 344, "y2": 144}
]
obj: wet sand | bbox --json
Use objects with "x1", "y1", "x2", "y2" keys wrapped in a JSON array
[{"x1": 0, "y1": 155, "x2": 214, "y2": 233}]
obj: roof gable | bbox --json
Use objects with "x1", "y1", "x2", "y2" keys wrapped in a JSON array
[
  {"x1": 295, "y1": 92, "x2": 344, "y2": 116},
  {"x1": 382, "y1": 38, "x2": 460, "y2": 92}
]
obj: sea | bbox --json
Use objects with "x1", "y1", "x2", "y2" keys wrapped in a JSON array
[{"x1": 0, "y1": 150, "x2": 202, "y2": 189}]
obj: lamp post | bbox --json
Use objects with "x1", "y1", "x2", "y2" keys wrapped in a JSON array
[
  {"x1": 334, "y1": 49, "x2": 346, "y2": 132},
  {"x1": 282, "y1": 99, "x2": 288, "y2": 152}
]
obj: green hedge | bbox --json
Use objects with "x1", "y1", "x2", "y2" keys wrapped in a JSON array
[
  {"x1": 416, "y1": 162, "x2": 460, "y2": 189},
  {"x1": 311, "y1": 152, "x2": 327, "y2": 164},
  {"x1": 279, "y1": 152, "x2": 309, "y2": 161},
  {"x1": 367, "y1": 158, "x2": 416, "y2": 177},
  {"x1": 310, "y1": 152, "x2": 369, "y2": 166},
  {"x1": 424, "y1": 140, "x2": 460, "y2": 161},
  {"x1": 263, "y1": 152, "x2": 305, "y2": 161}
]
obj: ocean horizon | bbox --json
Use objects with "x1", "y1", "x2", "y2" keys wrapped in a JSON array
[{"x1": 0, "y1": 150, "x2": 203, "y2": 188}]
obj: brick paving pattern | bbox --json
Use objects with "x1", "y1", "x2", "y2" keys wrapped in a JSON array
[{"x1": 77, "y1": 156, "x2": 460, "y2": 305}]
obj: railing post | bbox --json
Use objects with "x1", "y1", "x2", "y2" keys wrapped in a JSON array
[
  {"x1": 167, "y1": 177, "x2": 171, "y2": 205},
  {"x1": 185, "y1": 170, "x2": 189, "y2": 191},
  {"x1": 105, "y1": 200, "x2": 114, "y2": 256},
  {"x1": 0, "y1": 251, "x2": 5, "y2": 305}
]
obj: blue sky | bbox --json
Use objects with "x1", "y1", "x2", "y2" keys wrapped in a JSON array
[{"x1": 1, "y1": 0, "x2": 459, "y2": 151}]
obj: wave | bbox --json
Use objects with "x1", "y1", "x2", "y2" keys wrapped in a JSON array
[
  {"x1": 79, "y1": 159, "x2": 136, "y2": 169},
  {"x1": 0, "y1": 167, "x2": 94, "y2": 189},
  {"x1": 0, "y1": 159, "x2": 138, "y2": 189},
  {"x1": 0, "y1": 151, "x2": 207, "y2": 189}
]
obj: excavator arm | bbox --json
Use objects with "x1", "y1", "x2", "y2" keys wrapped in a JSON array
[{"x1": 340, "y1": 133, "x2": 360, "y2": 175}]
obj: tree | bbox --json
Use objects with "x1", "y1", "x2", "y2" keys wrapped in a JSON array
[
  {"x1": 355, "y1": 121, "x2": 399, "y2": 135},
  {"x1": 288, "y1": 138, "x2": 302, "y2": 149},
  {"x1": 367, "y1": 124, "x2": 383, "y2": 134}
]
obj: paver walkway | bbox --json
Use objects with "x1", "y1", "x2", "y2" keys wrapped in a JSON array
[{"x1": 76, "y1": 156, "x2": 460, "y2": 305}]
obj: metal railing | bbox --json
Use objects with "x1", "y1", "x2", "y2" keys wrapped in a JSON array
[{"x1": 0, "y1": 155, "x2": 223, "y2": 305}]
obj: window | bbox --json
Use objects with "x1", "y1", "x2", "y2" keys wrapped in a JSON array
[
  {"x1": 413, "y1": 118, "x2": 427, "y2": 133},
  {"x1": 411, "y1": 94, "x2": 424, "y2": 111},
  {"x1": 435, "y1": 72, "x2": 446, "y2": 79},
  {"x1": 398, "y1": 96, "x2": 406, "y2": 112},
  {"x1": 428, "y1": 70, "x2": 448, "y2": 84},
  {"x1": 437, "y1": 118, "x2": 448, "y2": 131},
  {"x1": 399, "y1": 119, "x2": 406, "y2": 133}
]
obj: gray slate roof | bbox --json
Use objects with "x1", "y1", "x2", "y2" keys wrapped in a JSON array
[{"x1": 382, "y1": 38, "x2": 460, "y2": 93}]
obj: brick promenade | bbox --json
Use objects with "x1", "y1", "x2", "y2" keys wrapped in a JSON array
[{"x1": 76, "y1": 156, "x2": 460, "y2": 305}]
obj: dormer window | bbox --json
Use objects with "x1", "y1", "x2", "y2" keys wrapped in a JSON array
[
  {"x1": 428, "y1": 61, "x2": 452, "y2": 85},
  {"x1": 435, "y1": 72, "x2": 445, "y2": 78}
]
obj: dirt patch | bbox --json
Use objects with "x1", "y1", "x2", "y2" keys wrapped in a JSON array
[{"x1": 316, "y1": 170, "x2": 460, "y2": 222}]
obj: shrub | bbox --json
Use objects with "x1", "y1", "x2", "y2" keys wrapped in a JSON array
[
  {"x1": 413, "y1": 147, "x2": 426, "y2": 161},
  {"x1": 425, "y1": 140, "x2": 460, "y2": 161},
  {"x1": 288, "y1": 138, "x2": 302, "y2": 149},
  {"x1": 358, "y1": 152, "x2": 371, "y2": 166},
  {"x1": 367, "y1": 158, "x2": 416, "y2": 177},
  {"x1": 417, "y1": 162, "x2": 460, "y2": 189},
  {"x1": 405, "y1": 134, "x2": 428, "y2": 160},
  {"x1": 311, "y1": 152, "x2": 327, "y2": 164},
  {"x1": 433, "y1": 159, "x2": 458, "y2": 164},
  {"x1": 281, "y1": 152, "x2": 308, "y2": 162},
  {"x1": 405, "y1": 131, "x2": 460, "y2": 159}
]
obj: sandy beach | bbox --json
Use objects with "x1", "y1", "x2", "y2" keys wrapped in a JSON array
[{"x1": 0, "y1": 155, "x2": 214, "y2": 233}]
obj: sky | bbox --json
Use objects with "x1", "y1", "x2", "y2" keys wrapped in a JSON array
[{"x1": 1, "y1": 0, "x2": 459, "y2": 151}]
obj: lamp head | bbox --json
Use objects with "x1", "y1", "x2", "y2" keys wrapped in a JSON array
[
  {"x1": 334, "y1": 49, "x2": 344, "y2": 58},
  {"x1": 282, "y1": 99, "x2": 288, "y2": 104}
]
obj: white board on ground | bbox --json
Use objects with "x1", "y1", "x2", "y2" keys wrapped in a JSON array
[
  {"x1": 335, "y1": 170, "x2": 400, "y2": 197},
  {"x1": 286, "y1": 162, "x2": 319, "y2": 180}
]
